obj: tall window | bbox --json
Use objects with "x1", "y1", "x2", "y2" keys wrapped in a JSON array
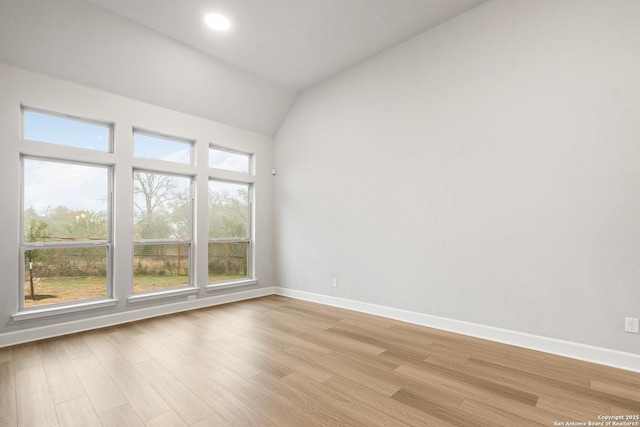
[
  {"x1": 133, "y1": 171, "x2": 192, "y2": 293},
  {"x1": 21, "y1": 158, "x2": 111, "y2": 307},
  {"x1": 208, "y1": 180, "x2": 252, "y2": 284},
  {"x1": 21, "y1": 107, "x2": 113, "y2": 309}
]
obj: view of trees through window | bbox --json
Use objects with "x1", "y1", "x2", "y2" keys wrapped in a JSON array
[
  {"x1": 22, "y1": 159, "x2": 109, "y2": 307},
  {"x1": 209, "y1": 180, "x2": 251, "y2": 283},
  {"x1": 132, "y1": 171, "x2": 192, "y2": 293},
  {"x1": 20, "y1": 108, "x2": 255, "y2": 310}
]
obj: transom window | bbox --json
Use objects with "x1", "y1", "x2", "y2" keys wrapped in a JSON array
[
  {"x1": 209, "y1": 146, "x2": 251, "y2": 174},
  {"x1": 23, "y1": 108, "x2": 111, "y2": 152},
  {"x1": 133, "y1": 130, "x2": 193, "y2": 164}
]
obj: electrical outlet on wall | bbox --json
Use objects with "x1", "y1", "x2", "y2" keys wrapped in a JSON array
[
  {"x1": 625, "y1": 317, "x2": 639, "y2": 334},
  {"x1": 332, "y1": 278, "x2": 338, "y2": 287}
]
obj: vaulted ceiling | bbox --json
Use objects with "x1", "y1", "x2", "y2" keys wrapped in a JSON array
[
  {"x1": 88, "y1": 0, "x2": 486, "y2": 90},
  {"x1": 0, "y1": 0, "x2": 486, "y2": 135}
]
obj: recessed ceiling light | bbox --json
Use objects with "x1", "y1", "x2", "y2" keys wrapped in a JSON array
[{"x1": 204, "y1": 13, "x2": 231, "y2": 31}]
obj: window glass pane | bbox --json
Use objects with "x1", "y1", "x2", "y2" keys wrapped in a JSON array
[
  {"x1": 134, "y1": 132, "x2": 191, "y2": 164},
  {"x1": 208, "y1": 242, "x2": 248, "y2": 283},
  {"x1": 23, "y1": 159, "x2": 109, "y2": 243},
  {"x1": 133, "y1": 172, "x2": 191, "y2": 240},
  {"x1": 209, "y1": 147, "x2": 250, "y2": 173},
  {"x1": 24, "y1": 246, "x2": 108, "y2": 307},
  {"x1": 24, "y1": 110, "x2": 110, "y2": 152},
  {"x1": 133, "y1": 243, "x2": 190, "y2": 293},
  {"x1": 208, "y1": 181, "x2": 249, "y2": 239}
]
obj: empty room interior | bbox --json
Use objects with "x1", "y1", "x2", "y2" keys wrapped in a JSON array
[{"x1": 1, "y1": 0, "x2": 640, "y2": 426}]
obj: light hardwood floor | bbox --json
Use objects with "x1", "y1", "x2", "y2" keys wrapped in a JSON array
[{"x1": 1, "y1": 295, "x2": 639, "y2": 426}]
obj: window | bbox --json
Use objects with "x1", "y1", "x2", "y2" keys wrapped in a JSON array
[
  {"x1": 208, "y1": 180, "x2": 252, "y2": 284},
  {"x1": 23, "y1": 108, "x2": 111, "y2": 152},
  {"x1": 22, "y1": 158, "x2": 111, "y2": 308},
  {"x1": 16, "y1": 104, "x2": 260, "y2": 317},
  {"x1": 133, "y1": 171, "x2": 192, "y2": 293},
  {"x1": 209, "y1": 146, "x2": 251, "y2": 174},
  {"x1": 134, "y1": 130, "x2": 192, "y2": 164}
]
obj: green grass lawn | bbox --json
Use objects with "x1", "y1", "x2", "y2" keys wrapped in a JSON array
[
  {"x1": 24, "y1": 273, "x2": 248, "y2": 307},
  {"x1": 24, "y1": 276, "x2": 106, "y2": 307},
  {"x1": 132, "y1": 274, "x2": 190, "y2": 293}
]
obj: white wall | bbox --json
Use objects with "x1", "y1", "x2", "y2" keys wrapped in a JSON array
[
  {"x1": 0, "y1": 64, "x2": 275, "y2": 343},
  {"x1": 274, "y1": 0, "x2": 640, "y2": 354}
]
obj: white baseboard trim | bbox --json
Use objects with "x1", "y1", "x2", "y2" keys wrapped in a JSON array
[
  {"x1": 0, "y1": 286, "x2": 275, "y2": 348},
  {"x1": 275, "y1": 287, "x2": 640, "y2": 373}
]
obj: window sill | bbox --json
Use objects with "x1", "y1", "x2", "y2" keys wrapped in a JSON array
[
  {"x1": 207, "y1": 279, "x2": 257, "y2": 291},
  {"x1": 127, "y1": 287, "x2": 198, "y2": 303},
  {"x1": 12, "y1": 298, "x2": 118, "y2": 321}
]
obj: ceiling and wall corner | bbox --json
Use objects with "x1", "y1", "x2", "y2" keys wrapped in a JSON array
[
  {"x1": 0, "y1": 0, "x2": 297, "y2": 136},
  {"x1": 0, "y1": 0, "x2": 490, "y2": 345},
  {"x1": 0, "y1": 0, "x2": 486, "y2": 136}
]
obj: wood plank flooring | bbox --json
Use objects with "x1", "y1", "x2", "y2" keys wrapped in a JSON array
[{"x1": 1, "y1": 295, "x2": 639, "y2": 426}]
